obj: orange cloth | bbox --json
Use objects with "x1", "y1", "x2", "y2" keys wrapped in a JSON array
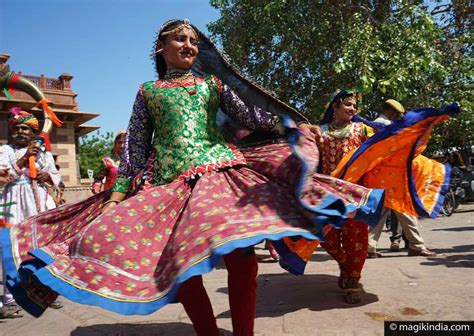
[
  {"x1": 332, "y1": 115, "x2": 449, "y2": 217},
  {"x1": 283, "y1": 237, "x2": 319, "y2": 262}
]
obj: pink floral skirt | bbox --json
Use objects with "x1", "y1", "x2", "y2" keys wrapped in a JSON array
[{"x1": 1, "y1": 128, "x2": 383, "y2": 316}]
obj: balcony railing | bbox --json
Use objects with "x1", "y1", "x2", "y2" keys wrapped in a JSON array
[{"x1": 17, "y1": 73, "x2": 73, "y2": 91}]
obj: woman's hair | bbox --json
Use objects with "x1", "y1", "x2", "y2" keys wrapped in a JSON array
[
  {"x1": 320, "y1": 89, "x2": 358, "y2": 125},
  {"x1": 152, "y1": 19, "x2": 199, "y2": 79},
  {"x1": 332, "y1": 92, "x2": 356, "y2": 108}
]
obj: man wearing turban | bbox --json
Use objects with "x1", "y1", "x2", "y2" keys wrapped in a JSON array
[
  {"x1": 0, "y1": 107, "x2": 62, "y2": 318},
  {"x1": 367, "y1": 100, "x2": 436, "y2": 258}
]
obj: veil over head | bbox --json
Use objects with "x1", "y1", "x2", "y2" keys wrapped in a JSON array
[{"x1": 151, "y1": 19, "x2": 308, "y2": 124}]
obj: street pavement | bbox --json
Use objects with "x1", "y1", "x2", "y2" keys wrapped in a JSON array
[{"x1": 1, "y1": 204, "x2": 473, "y2": 336}]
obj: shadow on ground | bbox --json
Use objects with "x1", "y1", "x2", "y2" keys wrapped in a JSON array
[
  {"x1": 432, "y1": 225, "x2": 474, "y2": 232},
  {"x1": 71, "y1": 323, "x2": 231, "y2": 336},
  {"x1": 419, "y1": 244, "x2": 474, "y2": 268},
  {"x1": 216, "y1": 273, "x2": 378, "y2": 319},
  {"x1": 451, "y1": 206, "x2": 474, "y2": 214}
]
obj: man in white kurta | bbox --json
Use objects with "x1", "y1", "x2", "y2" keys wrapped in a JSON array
[
  {"x1": 0, "y1": 109, "x2": 60, "y2": 315},
  {"x1": 0, "y1": 145, "x2": 60, "y2": 221}
]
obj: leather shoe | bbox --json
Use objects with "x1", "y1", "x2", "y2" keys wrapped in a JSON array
[
  {"x1": 390, "y1": 241, "x2": 400, "y2": 252},
  {"x1": 367, "y1": 252, "x2": 383, "y2": 259},
  {"x1": 408, "y1": 248, "x2": 437, "y2": 257}
]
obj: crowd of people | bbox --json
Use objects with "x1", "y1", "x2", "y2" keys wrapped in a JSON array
[{"x1": 0, "y1": 18, "x2": 457, "y2": 335}]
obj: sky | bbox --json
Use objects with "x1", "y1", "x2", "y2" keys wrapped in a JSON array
[{"x1": 0, "y1": 0, "x2": 221, "y2": 135}]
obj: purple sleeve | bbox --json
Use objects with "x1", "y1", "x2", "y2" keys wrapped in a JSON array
[
  {"x1": 116, "y1": 91, "x2": 154, "y2": 181},
  {"x1": 219, "y1": 84, "x2": 280, "y2": 132}
]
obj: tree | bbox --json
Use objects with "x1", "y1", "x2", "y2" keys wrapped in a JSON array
[
  {"x1": 78, "y1": 131, "x2": 114, "y2": 178},
  {"x1": 208, "y1": 0, "x2": 473, "y2": 154}
]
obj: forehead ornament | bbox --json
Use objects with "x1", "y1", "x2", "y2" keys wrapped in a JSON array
[{"x1": 160, "y1": 19, "x2": 197, "y2": 39}]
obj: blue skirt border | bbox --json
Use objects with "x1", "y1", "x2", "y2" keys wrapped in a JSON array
[
  {"x1": 1, "y1": 117, "x2": 387, "y2": 317},
  {"x1": 2, "y1": 227, "x2": 318, "y2": 316}
]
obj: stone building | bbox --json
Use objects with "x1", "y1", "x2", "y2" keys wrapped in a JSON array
[{"x1": 0, "y1": 53, "x2": 99, "y2": 190}]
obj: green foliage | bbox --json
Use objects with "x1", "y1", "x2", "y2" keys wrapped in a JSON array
[
  {"x1": 208, "y1": 0, "x2": 473, "y2": 153},
  {"x1": 78, "y1": 131, "x2": 113, "y2": 178}
]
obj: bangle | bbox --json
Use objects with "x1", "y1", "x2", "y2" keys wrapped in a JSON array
[{"x1": 102, "y1": 199, "x2": 121, "y2": 208}]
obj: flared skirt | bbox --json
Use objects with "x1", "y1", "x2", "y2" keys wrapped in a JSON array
[{"x1": 1, "y1": 126, "x2": 383, "y2": 316}]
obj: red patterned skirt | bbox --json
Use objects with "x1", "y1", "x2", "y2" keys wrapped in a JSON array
[{"x1": 1, "y1": 128, "x2": 383, "y2": 316}]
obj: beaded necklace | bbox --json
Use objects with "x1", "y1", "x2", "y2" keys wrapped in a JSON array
[
  {"x1": 163, "y1": 69, "x2": 198, "y2": 95},
  {"x1": 326, "y1": 121, "x2": 353, "y2": 138}
]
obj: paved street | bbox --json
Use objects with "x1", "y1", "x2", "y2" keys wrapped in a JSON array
[{"x1": 1, "y1": 204, "x2": 473, "y2": 336}]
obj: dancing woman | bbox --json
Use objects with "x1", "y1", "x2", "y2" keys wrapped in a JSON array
[
  {"x1": 300, "y1": 90, "x2": 376, "y2": 303},
  {"x1": 301, "y1": 89, "x2": 458, "y2": 303},
  {"x1": 2, "y1": 21, "x2": 383, "y2": 335}
]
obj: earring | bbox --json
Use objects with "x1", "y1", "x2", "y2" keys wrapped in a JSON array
[{"x1": 156, "y1": 48, "x2": 163, "y2": 54}]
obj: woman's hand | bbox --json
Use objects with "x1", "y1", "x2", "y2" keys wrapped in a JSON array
[
  {"x1": 91, "y1": 181, "x2": 103, "y2": 195},
  {"x1": 298, "y1": 123, "x2": 323, "y2": 143},
  {"x1": 100, "y1": 192, "x2": 126, "y2": 214},
  {"x1": 100, "y1": 201, "x2": 118, "y2": 214}
]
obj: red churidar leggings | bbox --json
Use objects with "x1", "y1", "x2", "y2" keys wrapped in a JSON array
[
  {"x1": 320, "y1": 219, "x2": 369, "y2": 281},
  {"x1": 177, "y1": 248, "x2": 258, "y2": 336}
]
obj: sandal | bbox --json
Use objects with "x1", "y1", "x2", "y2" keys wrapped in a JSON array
[
  {"x1": 3, "y1": 303, "x2": 22, "y2": 312},
  {"x1": 0, "y1": 305, "x2": 23, "y2": 319},
  {"x1": 50, "y1": 300, "x2": 64, "y2": 309},
  {"x1": 343, "y1": 279, "x2": 364, "y2": 304}
]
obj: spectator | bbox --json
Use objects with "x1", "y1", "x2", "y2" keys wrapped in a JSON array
[
  {"x1": 368, "y1": 100, "x2": 436, "y2": 257},
  {"x1": 0, "y1": 108, "x2": 63, "y2": 318}
]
